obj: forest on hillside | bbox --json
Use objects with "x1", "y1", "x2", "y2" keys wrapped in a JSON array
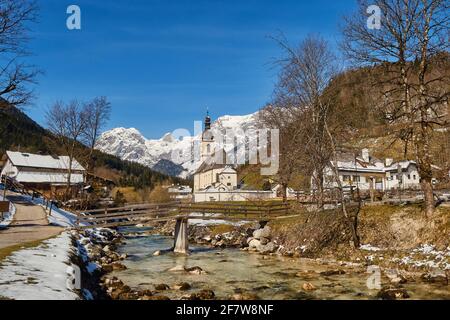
[{"x1": 0, "y1": 99, "x2": 186, "y2": 190}]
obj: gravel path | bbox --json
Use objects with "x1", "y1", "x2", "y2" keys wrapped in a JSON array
[{"x1": 0, "y1": 195, "x2": 63, "y2": 250}]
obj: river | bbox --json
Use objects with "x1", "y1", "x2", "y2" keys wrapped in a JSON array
[{"x1": 111, "y1": 227, "x2": 450, "y2": 300}]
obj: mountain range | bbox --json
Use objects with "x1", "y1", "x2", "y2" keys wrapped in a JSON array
[{"x1": 96, "y1": 113, "x2": 259, "y2": 177}]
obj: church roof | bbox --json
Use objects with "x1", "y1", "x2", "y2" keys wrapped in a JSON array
[{"x1": 195, "y1": 149, "x2": 232, "y2": 174}]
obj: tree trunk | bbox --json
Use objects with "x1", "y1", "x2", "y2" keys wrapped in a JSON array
[
  {"x1": 317, "y1": 173, "x2": 324, "y2": 209},
  {"x1": 281, "y1": 182, "x2": 288, "y2": 203},
  {"x1": 421, "y1": 178, "x2": 435, "y2": 216},
  {"x1": 325, "y1": 124, "x2": 360, "y2": 248}
]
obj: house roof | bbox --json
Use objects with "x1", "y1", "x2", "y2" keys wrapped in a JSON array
[
  {"x1": 6, "y1": 151, "x2": 85, "y2": 171},
  {"x1": 334, "y1": 159, "x2": 385, "y2": 173},
  {"x1": 335, "y1": 154, "x2": 418, "y2": 174},
  {"x1": 385, "y1": 160, "x2": 417, "y2": 172},
  {"x1": 218, "y1": 166, "x2": 237, "y2": 175}
]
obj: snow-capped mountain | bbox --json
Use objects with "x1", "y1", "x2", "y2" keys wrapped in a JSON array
[{"x1": 96, "y1": 113, "x2": 259, "y2": 178}]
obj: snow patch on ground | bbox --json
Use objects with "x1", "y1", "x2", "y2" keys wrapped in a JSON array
[
  {"x1": 188, "y1": 212, "x2": 249, "y2": 226},
  {"x1": 360, "y1": 244, "x2": 383, "y2": 252},
  {"x1": 0, "y1": 232, "x2": 80, "y2": 300},
  {"x1": 391, "y1": 244, "x2": 450, "y2": 270}
]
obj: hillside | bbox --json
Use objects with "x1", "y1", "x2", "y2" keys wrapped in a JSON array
[
  {"x1": 241, "y1": 60, "x2": 450, "y2": 190},
  {"x1": 0, "y1": 101, "x2": 185, "y2": 189}
]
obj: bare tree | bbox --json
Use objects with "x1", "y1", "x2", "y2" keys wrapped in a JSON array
[
  {"x1": 82, "y1": 96, "x2": 111, "y2": 177},
  {"x1": 258, "y1": 103, "x2": 305, "y2": 202},
  {"x1": 264, "y1": 34, "x2": 338, "y2": 208},
  {"x1": 0, "y1": 0, "x2": 39, "y2": 106},
  {"x1": 46, "y1": 100, "x2": 87, "y2": 197},
  {"x1": 342, "y1": 0, "x2": 449, "y2": 216}
]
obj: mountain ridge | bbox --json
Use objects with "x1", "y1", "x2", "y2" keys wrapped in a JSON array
[{"x1": 96, "y1": 112, "x2": 259, "y2": 177}]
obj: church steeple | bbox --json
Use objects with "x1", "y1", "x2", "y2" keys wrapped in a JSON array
[
  {"x1": 201, "y1": 109, "x2": 214, "y2": 162},
  {"x1": 204, "y1": 109, "x2": 211, "y2": 131}
]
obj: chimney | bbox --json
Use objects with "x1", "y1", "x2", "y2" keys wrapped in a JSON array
[
  {"x1": 362, "y1": 148, "x2": 370, "y2": 163},
  {"x1": 385, "y1": 158, "x2": 393, "y2": 167}
]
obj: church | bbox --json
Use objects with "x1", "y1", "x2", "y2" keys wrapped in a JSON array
[{"x1": 193, "y1": 112, "x2": 238, "y2": 194}]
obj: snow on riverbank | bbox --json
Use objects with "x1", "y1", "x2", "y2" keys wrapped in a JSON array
[
  {"x1": 0, "y1": 232, "x2": 80, "y2": 300},
  {"x1": 188, "y1": 212, "x2": 250, "y2": 226},
  {"x1": 0, "y1": 194, "x2": 16, "y2": 229}
]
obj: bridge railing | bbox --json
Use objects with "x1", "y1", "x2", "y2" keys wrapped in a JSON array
[
  {"x1": 177, "y1": 202, "x2": 291, "y2": 218},
  {"x1": 75, "y1": 201, "x2": 291, "y2": 229}
]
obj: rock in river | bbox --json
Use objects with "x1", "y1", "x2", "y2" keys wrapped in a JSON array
[
  {"x1": 185, "y1": 266, "x2": 206, "y2": 275},
  {"x1": 421, "y1": 269, "x2": 448, "y2": 286},
  {"x1": 302, "y1": 282, "x2": 317, "y2": 291},
  {"x1": 320, "y1": 270, "x2": 346, "y2": 276},
  {"x1": 230, "y1": 292, "x2": 260, "y2": 300},
  {"x1": 248, "y1": 239, "x2": 261, "y2": 249},
  {"x1": 253, "y1": 226, "x2": 271, "y2": 240},
  {"x1": 154, "y1": 283, "x2": 170, "y2": 291},
  {"x1": 377, "y1": 287, "x2": 410, "y2": 300},
  {"x1": 173, "y1": 282, "x2": 191, "y2": 291}
]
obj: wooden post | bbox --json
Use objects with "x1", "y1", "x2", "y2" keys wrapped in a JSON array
[
  {"x1": 49, "y1": 201, "x2": 53, "y2": 216},
  {"x1": 173, "y1": 218, "x2": 189, "y2": 254},
  {"x1": 2, "y1": 174, "x2": 7, "y2": 200}
]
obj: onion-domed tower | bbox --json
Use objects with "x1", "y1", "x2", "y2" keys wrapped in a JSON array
[{"x1": 201, "y1": 110, "x2": 214, "y2": 162}]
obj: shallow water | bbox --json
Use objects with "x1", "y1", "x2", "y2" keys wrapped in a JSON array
[{"x1": 112, "y1": 227, "x2": 450, "y2": 300}]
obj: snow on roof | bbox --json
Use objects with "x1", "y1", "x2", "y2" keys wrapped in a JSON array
[
  {"x1": 385, "y1": 160, "x2": 417, "y2": 171},
  {"x1": 334, "y1": 160, "x2": 385, "y2": 173},
  {"x1": 6, "y1": 151, "x2": 85, "y2": 171}
]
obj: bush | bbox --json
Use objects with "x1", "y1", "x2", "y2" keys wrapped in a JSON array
[{"x1": 148, "y1": 186, "x2": 171, "y2": 203}]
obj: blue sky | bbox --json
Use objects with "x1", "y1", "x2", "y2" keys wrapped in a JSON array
[{"x1": 26, "y1": 0, "x2": 356, "y2": 138}]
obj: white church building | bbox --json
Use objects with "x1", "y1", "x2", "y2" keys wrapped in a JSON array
[{"x1": 192, "y1": 113, "x2": 274, "y2": 202}]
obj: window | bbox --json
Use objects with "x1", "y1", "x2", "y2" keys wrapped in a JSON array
[
  {"x1": 343, "y1": 175, "x2": 351, "y2": 181},
  {"x1": 353, "y1": 175, "x2": 360, "y2": 182},
  {"x1": 206, "y1": 144, "x2": 211, "y2": 153},
  {"x1": 413, "y1": 175, "x2": 416, "y2": 180},
  {"x1": 408, "y1": 174, "x2": 411, "y2": 180},
  {"x1": 227, "y1": 183, "x2": 231, "y2": 186}
]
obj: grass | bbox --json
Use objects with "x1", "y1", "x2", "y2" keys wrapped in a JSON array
[{"x1": 209, "y1": 224, "x2": 236, "y2": 236}]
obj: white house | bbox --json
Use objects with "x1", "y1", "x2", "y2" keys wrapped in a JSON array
[
  {"x1": 314, "y1": 149, "x2": 422, "y2": 192},
  {"x1": 1, "y1": 151, "x2": 86, "y2": 189},
  {"x1": 384, "y1": 160, "x2": 421, "y2": 190},
  {"x1": 168, "y1": 185, "x2": 193, "y2": 200}
]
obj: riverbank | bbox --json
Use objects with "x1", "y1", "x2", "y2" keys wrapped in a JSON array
[
  {"x1": 104, "y1": 203, "x2": 448, "y2": 300},
  {"x1": 2, "y1": 201, "x2": 446, "y2": 300}
]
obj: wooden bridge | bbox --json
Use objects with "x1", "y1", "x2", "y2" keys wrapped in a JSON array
[{"x1": 75, "y1": 201, "x2": 292, "y2": 254}]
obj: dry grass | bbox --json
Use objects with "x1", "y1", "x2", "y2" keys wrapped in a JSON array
[
  {"x1": 112, "y1": 187, "x2": 149, "y2": 203},
  {"x1": 267, "y1": 203, "x2": 450, "y2": 257},
  {"x1": 209, "y1": 224, "x2": 236, "y2": 236}
]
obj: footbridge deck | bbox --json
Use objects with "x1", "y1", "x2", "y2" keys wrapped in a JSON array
[{"x1": 75, "y1": 201, "x2": 294, "y2": 254}]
